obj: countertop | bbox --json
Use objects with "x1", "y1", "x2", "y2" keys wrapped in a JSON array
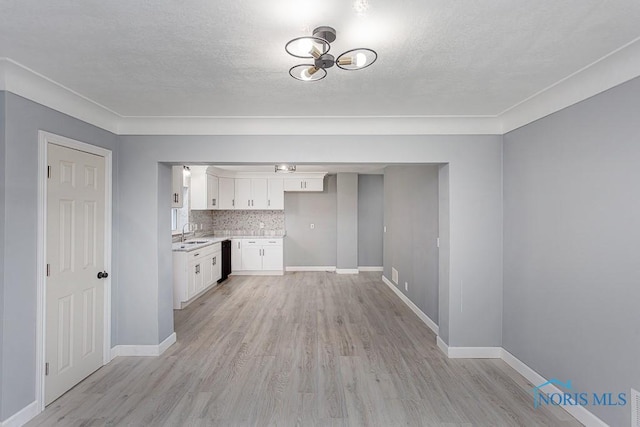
[{"x1": 172, "y1": 235, "x2": 285, "y2": 252}]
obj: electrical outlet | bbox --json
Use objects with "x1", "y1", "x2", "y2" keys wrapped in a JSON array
[
  {"x1": 392, "y1": 268, "x2": 398, "y2": 284},
  {"x1": 310, "y1": 223, "x2": 315, "y2": 229},
  {"x1": 384, "y1": 226, "x2": 387, "y2": 233},
  {"x1": 405, "y1": 282, "x2": 408, "y2": 291},
  {"x1": 259, "y1": 222, "x2": 265, "y2": 229}
]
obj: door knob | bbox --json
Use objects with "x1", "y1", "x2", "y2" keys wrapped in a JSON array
[{"x1": 97, "y1": 271, "x2": 109, "y2": 279}]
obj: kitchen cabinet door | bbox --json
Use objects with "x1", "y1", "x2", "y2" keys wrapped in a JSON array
[
  {"x1": 200, "y1": 256, "x2": 212, "y2": 291},
  {"x1": 204, "y1": 252, "x2": 220, "y2": 286},
  {"x1": 251, "y1": 178, "x2": 269, "y2": 209},
  {"x1": 171, "y1": 166, "x2": 184, "y2": 208},
  {"x1": 207, "y1": 174, "x2": 219, "y2": 209},
  {"x1": 188, "y1": 261, "x2": 203, "y2": 299},
  {"x1": 231, "y1": 239, "x2": 242, "y2": 272},
  {"x1": 267, "y1": 178, "x2": 284, "y2": 209},
  {"x1": 190, "y1": 170, "x2": 216, "y2": 210},
  {"x1": 241, "y1": 246, "x2": 262, "y2": 270},
  {"x1": 235, "y1": 178, "x2": 252, "y2": 209},
  {"x1": 262, "y1": 246, "x2": 283, "y2": 270},
  {"x1": 283, "y1": 178, "x2": 305, "y2": 191},
  {"x1": 303, "y1": 178, "x2": 323, "y2": 191},
  {"x1": 212, "y1": 252, "x2": 222, "y2": 282},
  {"x1": 283, "y1": 178, "x2": 324, "y2": 192},
  {"x1": 218, "y1": 177, "x2": 235, "y2": 209}
]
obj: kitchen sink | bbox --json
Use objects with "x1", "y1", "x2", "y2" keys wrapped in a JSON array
[{"x1": 184, "y1": 240, "x2": 209, "y2": 244}]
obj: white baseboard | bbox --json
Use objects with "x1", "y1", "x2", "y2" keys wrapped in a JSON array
[
  {"x1": 381, "y1": 275, "x2": 439, "y2": 335},
  {"x1": 336, "y1": 268, "x2": 359, "y2": 274},
  {"x1": 285, "y1": 266, "x2": 336, "y2": 272},
  {"x1": 230, "y1": 270, "x2": 284, "y2": 276},
  {"x1": 447, "y1": 346, "x2": 502, "y2": 359},
  {"x1": 0, "y1": 401, "x2": 39, "y2": 427},
  {"x1": 358, "y1": 266, "x2": 383, "y2": 272},
  {"x1": 158, "y1": 332, "x2": 177, "y2": 355},
  {"x1": 500, "y1": 349, "x2": 608, "y2": 427},
  {"x1": 436, "y1": 336, "x2": 501, "y2": 359},
  {"x1": 437, "y1": 336, "x2": 449, "y2": 356},
  {"x1": 111, "y1": 332, "x2": 176, "y2": 358},
  {"x1": 433, "y1": 344, "x2": 608, "y2": 426}
]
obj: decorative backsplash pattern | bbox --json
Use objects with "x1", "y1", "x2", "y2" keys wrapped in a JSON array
[
  {"x1": 212, "y1": 210, "x2": 285, "y2": 231},
  {"x1": 190, "y1": 210, "x2": 216, "y2": 233},
  {"x1": 186, "y1": 210, "x2": 285, "y2": 237}
]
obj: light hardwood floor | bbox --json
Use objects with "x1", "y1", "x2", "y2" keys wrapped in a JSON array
[{"x1": 28, "y1": 272, "x2": 582, "y2": 426}]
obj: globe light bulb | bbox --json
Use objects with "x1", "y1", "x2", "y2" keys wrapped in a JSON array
[{"x1": 299, "y1": 38, "x2": 313, "y2": 55}]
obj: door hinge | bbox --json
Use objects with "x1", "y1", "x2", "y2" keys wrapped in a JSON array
[
  {"x1": 47, "y1": 165, "x2": 51, "y2": 179},
  {"x1": 46, "y1": 264, "x2": 51, "y2": 277},
  {"x1": 45, "y1": 362, "x2": 49, "y2": 376}
]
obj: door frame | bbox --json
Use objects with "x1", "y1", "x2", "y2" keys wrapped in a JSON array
[{"x1": 36, "y1": 131, "x2": 113, "y2": 411}]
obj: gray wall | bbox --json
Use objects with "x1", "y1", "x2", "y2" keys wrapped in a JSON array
[
  {"x1": 117, "y1": 134, "x2": 503, "y2": 355},
  {"x1": 358, "y1": 174, "x2": 384, "y2": 267},
  {"x1": 157, "y1": 164, "x2": 174, "y2": 342},
  {"x1": 0, "y1": 91, "x2": 5, "y2": 416},
  {"x1": 438, "y1": 165, "x2": 450, "y2": 343},
  {"x1": 284, "y1": 175, "x2": 337, "y2": 267},
  {"x1": 383, "y1": 165, "x2": 440, "y2": 326},
  {"x1": 503, "y1": 77, "x2": 640, "y2": 427},
  {"x1": 336, "y1": 173, "x2": 358, "y2": 270},
  {"x1": 0, "y1": 92, "x2": 119, "y2": 421}
]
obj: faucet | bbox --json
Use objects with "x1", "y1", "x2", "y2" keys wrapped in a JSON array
[{"x1": 182, "y1": 222, "x2": 196, "y2": 242}]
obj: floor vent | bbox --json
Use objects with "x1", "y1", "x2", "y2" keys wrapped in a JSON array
[
  {"x1": 392, "y1": 268, "x2": 398, "y2": 284},
  {"x1": 632, "y1": 388, "x2": 640, "y2": 427}
]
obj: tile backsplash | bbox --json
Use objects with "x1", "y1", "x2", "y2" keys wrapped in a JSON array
[
  {"x1": 189, "y1": 210, "x2": 215, "y2": 233},
  {"x1": 189, "y1": 210, "x2": 285, "y2": 236},
  {"x1": 213, "y1": 210, "x2": 284, "y2": 231}
]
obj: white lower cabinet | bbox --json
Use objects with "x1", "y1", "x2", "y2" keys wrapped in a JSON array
[
  {"x1": 235, "y1": 238, "x2": 283, "y2": 275},
  {"x1": 174, "y1": 242, "x2": 222, "y2": 309},
  {"x1": 231, "y1": 238, "x2": 242, "y2": 272}
]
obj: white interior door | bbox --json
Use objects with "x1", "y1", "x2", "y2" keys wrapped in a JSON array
[{"x1": 45, "y1": 142, "x2": 106, "y2": 405}]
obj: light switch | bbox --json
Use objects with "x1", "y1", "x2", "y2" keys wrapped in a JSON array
[{"x1": 310, "y1": 223, "x2": 315, "y2": 229}]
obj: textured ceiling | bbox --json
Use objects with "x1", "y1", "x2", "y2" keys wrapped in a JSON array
[{"x1": 1, "y1": 0, "x2": 640, "y2": 117}]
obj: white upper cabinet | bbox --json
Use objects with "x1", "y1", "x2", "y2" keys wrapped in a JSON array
[
  {"x1": 190, "y1": 169, "x2": 218, "y2": 210},
  {"x1": 268, "y1": 178, "x2": 284, "y2": 210},
  {"x1": 283, "y1": 177, "x2": 324, "y2": 192},
  {"x1": 235, "y1": 178, "x2": 252, "y2": 209},
  {"x1": 218, "y1": 177, "x2": 235, "y2": 209},
  {"x1": 235, "y1": 178, "x2": 268, "y2": 210},
  {"x1": 171, "y1": 166, "x2": 184, "y2": 208},
  {"x1": 184, "y1": 167, "x2": 325, "y2": 210},
  {"x1": 252, "y1": 179, "x2": 268, "y2": 209},
  {"x1": 207, "y1": 174, "x2": 219, "y2": 209}
]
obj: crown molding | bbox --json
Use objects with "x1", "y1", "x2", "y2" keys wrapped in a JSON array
[
  {"x1": 501, "y1": 36, "x2": 640, "y2": 133},
  {"x1": 0, "y1": 58, "x2": 120, "y2": 133},
  {"x1": 117, "y1": 115, "x2": 501, "y2": 135},
  {"x1": 3, "y1": 35, "x2": 640, "y2": 137}
]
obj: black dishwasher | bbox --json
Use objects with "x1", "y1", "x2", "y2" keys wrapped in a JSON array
[{"x1": 219, "y1": 239, "x2": 231, "y2": 283}]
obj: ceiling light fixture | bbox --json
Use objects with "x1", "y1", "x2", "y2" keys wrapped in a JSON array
[
  {"x1": 275, "y1": 164, "x2": 296, "y2": 173},
  {"x1": 286, "y1": 26, "x2": 377, "y2": 82}
]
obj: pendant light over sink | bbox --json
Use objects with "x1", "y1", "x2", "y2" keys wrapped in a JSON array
[{"x1": 285, "y1": 26, "x2": 377, "y2": 82}]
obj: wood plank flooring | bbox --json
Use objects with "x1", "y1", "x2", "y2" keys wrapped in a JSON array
[{"x1": 28, "y1": 272, "x2": 582, "y2": 426}]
